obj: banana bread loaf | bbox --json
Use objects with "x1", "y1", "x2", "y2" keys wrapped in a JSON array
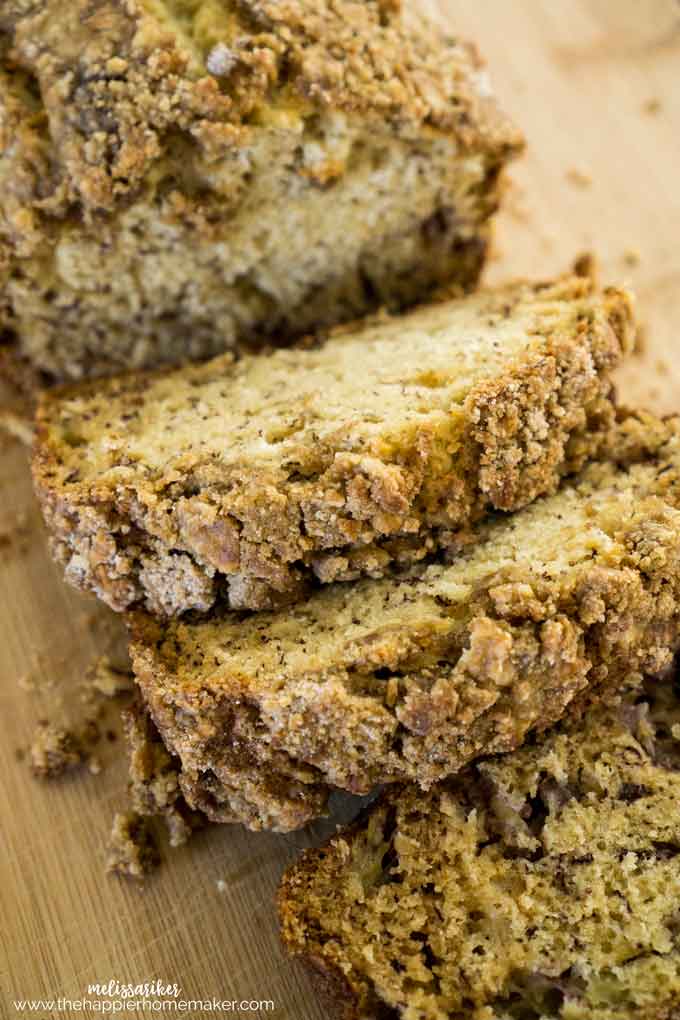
[
  {"x1": 128, "y1": 412, "x2": 680, "y2": 831},
  {"x1": 0, "y1": 0, "x2": 522, "y2": 382},
  {"x1": 33, "y1": 274, "x2": 633, "y2": 616},
  {"x1": 279, "y1": 670, "x2": 680, "y2": 1020}
]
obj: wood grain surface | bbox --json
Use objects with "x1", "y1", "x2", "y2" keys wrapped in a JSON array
[{"x1": 2, "y1": 2, "x2": 680, "y2": 1017}]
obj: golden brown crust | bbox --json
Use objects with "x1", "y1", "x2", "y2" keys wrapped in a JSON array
[
  {"x1": 124, "y1": 412, "x2": 680, "y2": 831},
  {"x1": 278, "y1": 798, "x2": 402, "y2": 1020},
  {"x1": 32, "y1": 276, "x2": 634, "y2": 616}
]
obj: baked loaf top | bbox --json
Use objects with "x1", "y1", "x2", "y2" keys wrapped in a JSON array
[
  {"x1": 0, "y1": 0, "x2": 521, "y2": 259},
  {"x1": 130, "y1": 412, "x2": 680, "y2": 814},
  {"x1": 33, "y1": 274, "x2": 633, "y2": 615},
  {"x1": 279, "y1": 671, "x2": 680, "y2": 1020}
]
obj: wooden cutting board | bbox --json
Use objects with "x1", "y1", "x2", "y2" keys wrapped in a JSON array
[{"x1": 2, "y1": 2, "x2": 679, "y2": 1016}]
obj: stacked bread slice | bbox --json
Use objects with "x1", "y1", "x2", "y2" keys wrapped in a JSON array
[
  {"x1": 34, "y1": 267, "x2": 678, "y2": 839},
  {"x1": 32, "y1": 278, "x2": 680, "y2": 1015},
  {"x1": 10, "y1": 3, "x2": 680, "y2": 1017},
  {"x1": 121, "y1": 409, "x2": 680, "y2": 835}
]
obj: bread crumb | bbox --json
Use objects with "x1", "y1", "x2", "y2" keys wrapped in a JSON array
[
  {"x1": 88, "y1": 656, "x2": 135, "y2": 698},
  {"x1": 622, "y1": 248, "x2": 641, "y2": 268},
  {"x1": 216, "y1": 879, "x2": 228, "y2": 893},
  {"x1": 566, "y1": 167, "x2": 592, "y2": 189},
  {"x1": 571, "y1": 252, "x2": 598, "y2": 282},
  {"x1": 643, "y1": 97, "x2": 662, "y2": 115},
  {"x1": 30, "y1": 723, "x2": 88, "y2": 778},
  {"x1": 106, "y1": 812, "x2": 159, "y2": 879},
  {"x1": 0, "y1": 510, "x2": 31, "y2": 558}
]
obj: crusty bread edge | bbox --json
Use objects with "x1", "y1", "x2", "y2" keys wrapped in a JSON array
[{"x1": 277, "y1": 791, "x2": 403, "y2": 1020}]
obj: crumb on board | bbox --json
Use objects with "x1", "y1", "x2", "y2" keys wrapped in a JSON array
[
  {"x1": 571, "y1": 251, "x2": 598, "y2": 282},
  {"x1": 30, "y1": 723, "x2": 89, "y2": 778},
  {"x1": 16, "y1": 648, "x2": 70, "y2": 692},
  {"x1": 88, "y1": 655, "x2": 135, "y2": 698},
  {"x1": 216, "y1": 879, "x2": 228, "y2": 893},
  {"x1": 566, "y1": 166, "x2": 592, "y2": 189},
  {"x1": 80, "y1": 718, "x2": 101, "y2": 746},
  {"x1": 29, "y1": 712, "x2": 107, "y2": 778},
  {"x1": 622, "y1": 248, "x2": 641, "y2": 267},
  {"x1": 643, "y1": 97, "x2": 662, "y2": 115},
  {"x1": 106, "y1": 812, "x2": 160, "y2": 879},
  {"x1": 0, "y1": 510, "x2": 32, "y2": 558}
]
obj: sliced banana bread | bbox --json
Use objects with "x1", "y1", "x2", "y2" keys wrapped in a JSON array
[
  {"x1": 128, "y1": 412, "x2": 680, "y2": 831},
  {"x1": 278, "y1": 671, "x2": 680, "y2": 1020},
  {"x1": 0, "y1": 0, "x2": 522, "y2": 382},
  {"x1": 33, "y1": 275, "x2": 633, "y2": 616}
]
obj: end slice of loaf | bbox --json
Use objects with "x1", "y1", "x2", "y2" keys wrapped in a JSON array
[
  {"x1": 128, "y1": 412, "x2": 680, "y2": 831},
  {"x1": 279, "y1": 671, "x2": 680, "y2": 1020},
  {"x1": 0, "y1": 0, "x2": 522, "y2": 381},
  {"x1": 33, "y1": 274, "x2": 633, "y2": 616}
]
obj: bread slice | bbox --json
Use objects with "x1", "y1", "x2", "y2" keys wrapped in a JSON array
[
  {"x1": 127, "y1": 412, "x2": 680, "y2": 831},
  {"x1": 278, "y1": 670, "x2": 680, "y2": 1020},
  {"x1": 33, "y1": 274, "x2": 633, "y2": 616},
  {"x1": 0, "y1": 0, "x2": 522, "y2": 382}
]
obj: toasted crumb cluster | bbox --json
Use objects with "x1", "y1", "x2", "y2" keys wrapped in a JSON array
[
  {"x1": 279, "y1": 673, "x2": 680, "y2": 1020},
  {"x1": 0, "y1": 0, "x2": 522, "y2": 380},
  {"x1": 29, "y1": 722, "x2": 88, "y2": 778},
  {"x1": 106, "y1": 811, "x2": 160, "y2": 880},
  {"x1": 34, "y1": 275, "x2": 633, "y2": 616},
  {"x1": 88, "y1": 656, "x2": 135, "y2": 699},
  {"x1": 128, "y1": 413, "x2": 680, "y2": 831}
]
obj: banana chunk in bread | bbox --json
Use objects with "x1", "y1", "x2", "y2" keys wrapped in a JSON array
[
  {"x1": 0, "y1": 0, "x2": 522, "y2": 382},
  {"x1": 33, "y1": 275, "x2": 633, "y2": 616},
  {"x1": 128, "y1": 413, "x2": 680, "y2": 831},
  {"x1": 279, "y1": 673, "x2": 680, "y2": 1020}
]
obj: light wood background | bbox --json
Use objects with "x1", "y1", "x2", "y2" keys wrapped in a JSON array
[{"x1": 1, "y1": 2, "x2": 679, "y2": 1017}]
